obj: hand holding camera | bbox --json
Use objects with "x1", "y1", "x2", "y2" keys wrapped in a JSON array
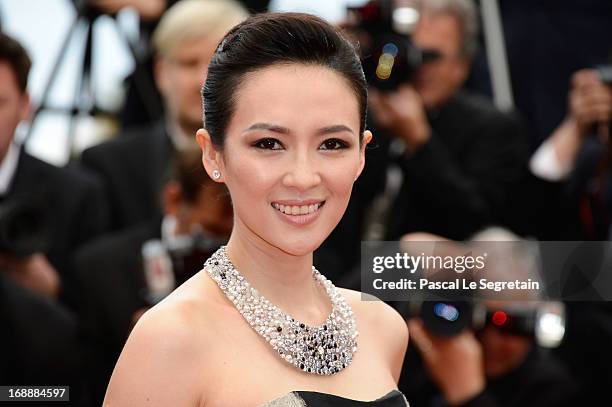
[
  {"x1": 408, "y1": 318, "x2": 486, "y2": 404},
  {"x1": 569, "y1": 68, "x2": 612, "y2": 142},
  {"x1": 370, "y1": 85, "x2": 432, "y2": 150},
  {"x1": 0, "y1": 253, "x2": 60, "y2": 299},
  {"x1": 0, "y1": 199, "x2": 59, "y2": 298}
]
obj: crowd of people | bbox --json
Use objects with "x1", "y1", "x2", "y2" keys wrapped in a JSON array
[{"x1": 1, "y1": 0, "x2": 612, "y2": 406}]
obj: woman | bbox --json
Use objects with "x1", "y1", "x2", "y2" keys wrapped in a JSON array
[{"x1": 104, "y1": 13, "x2": 409, "y2": 406}]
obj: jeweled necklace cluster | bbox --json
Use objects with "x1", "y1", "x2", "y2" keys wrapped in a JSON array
[{"x1": 204, "y1": 246, "x2": 358, "y2": 375}]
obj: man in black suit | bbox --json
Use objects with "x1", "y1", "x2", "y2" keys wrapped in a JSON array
[
  {"x1": 366, "y1": 0, "x2": 527, "y2": 239},
  {"x1": 523, "y1": 68, "x2": 612, "y2": 240},
  {"x1": 0, "y1": 32, "x2": 108, "y2": 305},
  {"x1": 0, "y1": 33, "x2": 108, "y2": 404},
  {"x1": 80, "y1": 0, "x2": 248, "y2": 231},
  {"x1": 522, "y1": 68, "x2": 612, "y2": 405}
]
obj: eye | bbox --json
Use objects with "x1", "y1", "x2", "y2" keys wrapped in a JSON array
[
  {"x1": 320, "y1": 138, "x2": 349, "y2": 150},
  {"x1": 253, "y1": 138, "x2": 284, "y2": 150}
]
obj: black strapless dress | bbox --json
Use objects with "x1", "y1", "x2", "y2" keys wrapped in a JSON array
[{"x1": 261, "y1": 389, "x2": 409, "y2": 406}]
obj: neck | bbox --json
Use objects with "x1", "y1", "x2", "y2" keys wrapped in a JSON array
[
  {"x1": 167, "y1": 116, "x2": 199, "y2": 148},
  {"x1": 175, "y1": 116, "x2": 199, "y2": 139},
  {"x1": 224, "y1": 220, "x2": 330, "y2": 325},
  {"x1": 178, "y1": 121, "x2": 199, "y2": 139}
]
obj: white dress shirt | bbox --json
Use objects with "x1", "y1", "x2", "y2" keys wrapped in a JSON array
[{"x1": 0, "y1": 141, "x2": 22, "y2": 195}]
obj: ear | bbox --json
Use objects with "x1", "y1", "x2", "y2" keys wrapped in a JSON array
[
  {"x1": 196, "y1": 128, "x2": 224, "y2": 182},
  {"x1": 162, "y1": 181, "x2": 182, "y2": 216},
  {"x1": 356, "y1": 130, "x2": 373, "y2": 181}
]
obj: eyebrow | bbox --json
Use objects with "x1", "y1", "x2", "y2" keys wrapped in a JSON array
[{"x1": 243, "y1": 123, "x2": 354, "y2": 136}]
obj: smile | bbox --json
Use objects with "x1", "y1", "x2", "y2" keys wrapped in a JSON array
[{"x1": 271, "y1": 201, "x2": 325, "y2": 215}]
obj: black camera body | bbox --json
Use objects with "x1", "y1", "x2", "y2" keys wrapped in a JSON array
[
  {"x1": 406, "y1": 300, "x2": 566, "y2": 348},
  {"x1": 0, "y1": 199, "x2": 50, "y2": 258},
  {"x1": 347, "y1": 0, "x2": 440, "y2": 90}
]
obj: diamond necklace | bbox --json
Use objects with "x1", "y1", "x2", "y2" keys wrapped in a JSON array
[{"x1": 204, "y1": 246, "x2": 358, "y2": 375}]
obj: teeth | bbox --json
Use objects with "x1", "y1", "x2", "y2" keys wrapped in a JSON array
[{"x1": 272, "y1": 202, "x2": 323, "y2": 215}]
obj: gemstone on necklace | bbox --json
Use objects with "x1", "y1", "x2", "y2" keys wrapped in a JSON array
[{"x1": 203, "y1": 246, "x2": 358, "y2": 376}]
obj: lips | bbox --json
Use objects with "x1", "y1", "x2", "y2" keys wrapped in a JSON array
[{"x1": 271, "y1": 201, "x2": 325, "y2": 215}]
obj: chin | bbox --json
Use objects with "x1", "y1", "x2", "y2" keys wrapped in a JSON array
[
  {"x1": 275, "y1": 238, "x2": 324, "y2": 257},
  {"x1": 262, "y1": 228, "x2": 329, "y2": 257},
  {"x1": 263, "y1": 204, "x2": 342, "y2": 257}
]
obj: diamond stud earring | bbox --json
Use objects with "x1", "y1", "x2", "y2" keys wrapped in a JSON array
[{"x1": 212, "y1": 169, "x2": 221, "y2": 180}]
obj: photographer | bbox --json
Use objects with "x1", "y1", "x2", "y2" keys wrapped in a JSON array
[
  {"x1": 525, "y1": 68, "x2": 612, "y2": 405},
  {"x1": 367, "y1": 0, "x2": 526, "y2": 237},
  {"x1": 399, "y1": 229, "x2": 576, "y2": 407},
  {"x1": 74, "y1": 147, "x2": 232, "y2": 404},
  {"x1": 526, "y1": 68, "x2": 612, "y2": 239},
  {"x1": 0, "y1": 33, "x2": 108, "y2": 305},
  {"x1": 407, "y1": 304, "x2": 575, "y2": 407},
  {"x1": 0, "y1": 32, "x2": 108, "y2": 404}
]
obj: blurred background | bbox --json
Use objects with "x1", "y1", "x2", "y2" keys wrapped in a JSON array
[{"x1": 1, "y1": 0, "x2": 611, "y2": 406}]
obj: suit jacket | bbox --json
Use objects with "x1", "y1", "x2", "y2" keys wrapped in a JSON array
[
  {"x1": 0, "y1": 273, "x2": 79, "y2": 382},
  {"x1": 73, "y1": 221, "x2": 158, "y2": 405},
  {"x1": 3, "y1": 149, "x2": 109, "y2": 306},
  {"x1": 507, "y1": 134, "x2": 610, "y2": 241},
  {"x1": 80, "y1": 121, "x2": 175, "y2": 231},
  {"x1": 0, "y1": 273, "x2": 93, "y2": 405},
  {"x1": 385, "y1": 91, "x2": 528, "y2": 239}
]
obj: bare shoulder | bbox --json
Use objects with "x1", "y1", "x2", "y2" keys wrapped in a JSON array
[
  {"x1": 103, "y1": 271, "x2": 218, "y2": 406},
  {"x1": 338, "y1": 288, "x2": 409, "y2": 382}
]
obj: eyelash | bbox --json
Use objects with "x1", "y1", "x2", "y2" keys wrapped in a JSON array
[
  {"x1": 253, "y1": 138, "x2": 283, "y2": 150},
  {"x1": 252, "y1": 138, "x2": 350, "y2": 151}
]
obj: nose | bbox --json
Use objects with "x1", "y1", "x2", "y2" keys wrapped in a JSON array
[{"x1": 282, "y1": 151, "x2": 321, "y2": 191}]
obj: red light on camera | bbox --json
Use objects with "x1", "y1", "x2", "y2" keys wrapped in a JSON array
[{"x1": 491, "y1": 310, "x2": 508, "y2": 326}]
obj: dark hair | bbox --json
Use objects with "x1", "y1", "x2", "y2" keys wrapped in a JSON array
[
  {"x1": 0, "y1": 33, "x2": 31, "y2": 92},
  {"x1": 202, "y1": 12, "x2": 367, "y2": 148}
]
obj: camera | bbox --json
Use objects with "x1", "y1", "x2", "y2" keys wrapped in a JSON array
[
  {"x1": 406, "y1": 300, "x2": 566, "y2": 348},
  {"x1": 0, "y1": 199, "x2": 50, "y2": 258},
  {"x1": 347, "y1": 0, "x2": 440, "y2": 90}
]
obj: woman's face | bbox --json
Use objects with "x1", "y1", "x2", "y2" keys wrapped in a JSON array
[{"x1": 198, "y1": 64, "x2": 371, "y2": 256}]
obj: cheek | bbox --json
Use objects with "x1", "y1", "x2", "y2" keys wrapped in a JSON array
[
  {"x1": 0, "y1": 107, "x2": 20, "y2": 132},
  {"x1": 319, "y1": 157, "x2": 361, "y2": 217},
  {"x1": 171, "y1": 70, "x2": 195, "y2": 96},
  {"x1": 324, "y1": 160, "x2": 358, "y2": 195},
  {"x1": 438, "y1": 63, "x2": 459, "y2": 84},
  {"x1": 223, "y1": 156, "x2": 276, "y2": 200}
]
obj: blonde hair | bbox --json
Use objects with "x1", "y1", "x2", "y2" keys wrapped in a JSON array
[{"x1": 152, "y1": 0, "x2": 249, "y2": 59}]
